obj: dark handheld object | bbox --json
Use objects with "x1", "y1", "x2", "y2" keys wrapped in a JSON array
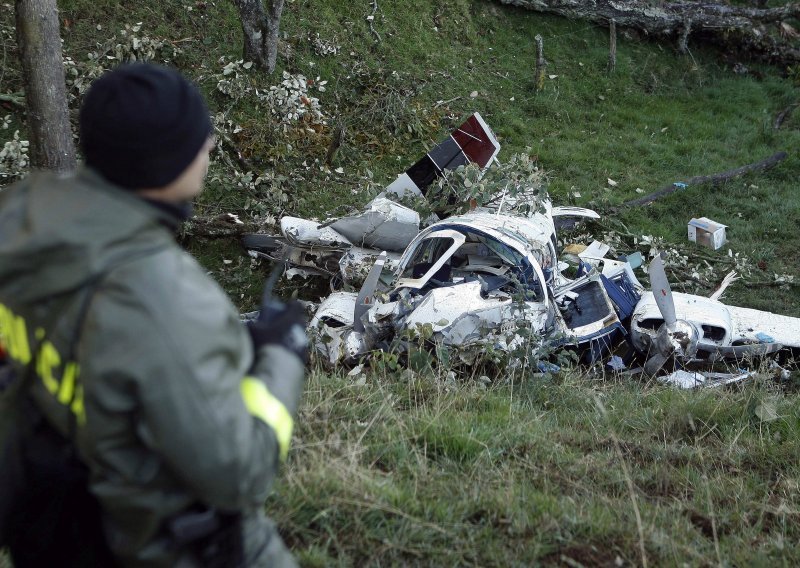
[{"x1": 247, "y1": 259, "x2": 309, "y2": 361}]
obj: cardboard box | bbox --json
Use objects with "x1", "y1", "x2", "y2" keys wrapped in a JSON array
[{"x1": 688, "y1": 217, "x2": 727, "y2": 250}]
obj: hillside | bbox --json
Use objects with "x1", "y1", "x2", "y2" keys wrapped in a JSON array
[{"x1": 2, "y1": 0, "x2": 800, "y2": 565}]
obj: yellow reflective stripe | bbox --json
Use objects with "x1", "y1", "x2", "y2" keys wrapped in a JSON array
[
  {"x1": 37, "y1": 340, "x2": 61, "y2": 395},
  {"x1": 71, "y1": 383, "x2": 86, "y2": 426},
  {"x1": 240, "y1": 377, "x2": 294, "y2": 460},
  {"x1": 0, "y1": 303, "x2": 31, "y2": 364},
  {"x1": 58, "y1": 362, "x2": 79, "y2": 405}
]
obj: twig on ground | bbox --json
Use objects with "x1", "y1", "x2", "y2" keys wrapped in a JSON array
[
  {"x1": 367, "y1": 1, "x2": 381, "y2": 42},
  {"x1": 434, "y1": 96, "x2": 461, "y2": 108}
]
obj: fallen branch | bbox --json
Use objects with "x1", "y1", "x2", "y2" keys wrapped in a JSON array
[
  {"x1": 742, "y1": 280, "x2": 799, "y2": 288},
  {"x1": 614, "y1": 151, "x2": 787, "y2": 211},
  {"x1": 774, "y1": 102, "x2": 798, "y2": 129},
  {"x1": 497, "y1": 0, "x2": 800, "y2": 65}
]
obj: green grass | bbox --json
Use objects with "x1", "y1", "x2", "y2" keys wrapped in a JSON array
[
  {"x1": 2, "y1": 0, "x2": 800, "y2": 565},
  {"x1": 276, "y1": 368, "x2": 800, "y2": 565}
]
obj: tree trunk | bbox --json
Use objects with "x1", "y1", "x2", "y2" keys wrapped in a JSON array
[
  {"x1": 15, "y1": 0, "x2": 76, "y2": 172},
  {"x1": 497, "y1": 0, "x2": 800, "y2": 65},
  {"x1": 231, "y1": 0, "x2": 285, "y2": 73}
]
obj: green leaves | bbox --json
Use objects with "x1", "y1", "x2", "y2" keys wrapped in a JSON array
[{"x1": 424, "y1": 151, "x2": 549, "y2": 218}]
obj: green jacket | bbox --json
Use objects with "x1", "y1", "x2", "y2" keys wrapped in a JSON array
[{"x1": 0, "y1": 169, "x2": 303, "y2": 567}]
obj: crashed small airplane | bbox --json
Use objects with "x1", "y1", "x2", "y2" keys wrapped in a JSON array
[{"x1": 244, "y1": 113, "x2": 800, "y2": 388}]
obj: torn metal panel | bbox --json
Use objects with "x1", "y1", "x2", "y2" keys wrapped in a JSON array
[
  {"x1": 400, "y1": 280, "x2": 549, "y2": 346},
  {"x1": 577, "y1": 240, "x2": 610, "y2": 260},
  {"x1": 310, "y1": 291, "x2": 357, "y2": 328},
  {"x1": 285, "y1": 267, "x2": 326, "y2": 280},
  {"x1": 280, "y1": 217, "x2": 351, "y2": 247},
  {"x1": 329, "y1": 198, "x2": 420, "y2": 252},
  {"x1": 338, "y1": 247, "x2": 401, "y2": 287},
  {"x1": 551, "y1": 206, "x2": 601, "y2": 220},
  {"x1": 283, "y1": 242, "x2": 342, "y2": 276},
  {"x1": 309, "y1": 292, "x2": 362, "y2": 366},
  {"x1": 660, "y1": 370, "x2": 751, "y2": 389}
]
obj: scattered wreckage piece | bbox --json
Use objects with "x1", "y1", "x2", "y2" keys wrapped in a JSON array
[
  {"x1": 245, "y1": 203, "x2": 413, "y2": 287},
  {"x1": 327, "y1": 198, "x2": 419, "y2": 252},
  {"x1": 660, "y1": 370, "x2": 752, "y2": 389}
]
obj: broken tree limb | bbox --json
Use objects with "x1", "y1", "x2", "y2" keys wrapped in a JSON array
[
  {"x1": 774, "y1": 102, "x2": 798, "y2": 129},
  {"x1": 615, "y1": 151, "x2": 788, "y2": 211},
  {"x1": 496, "y1": 0, "x2": 800, "y2": 65}
]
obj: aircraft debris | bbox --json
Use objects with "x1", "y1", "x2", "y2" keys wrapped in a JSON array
[{"x1": 243, "y1": 113, "x2": 799, "y2": 388}]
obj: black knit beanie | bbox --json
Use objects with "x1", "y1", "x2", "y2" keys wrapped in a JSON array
[{"x1": 79, "y1": 63, "x2": 212, "y2": 190}]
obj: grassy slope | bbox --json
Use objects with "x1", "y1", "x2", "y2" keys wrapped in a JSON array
[{"x1": 2, "y1": 0, "x2": 800, "y2": 565}]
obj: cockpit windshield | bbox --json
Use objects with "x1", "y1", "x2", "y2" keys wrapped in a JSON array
[{"x1": 395, "y1": 228, "x2": 544, "y2": 301}]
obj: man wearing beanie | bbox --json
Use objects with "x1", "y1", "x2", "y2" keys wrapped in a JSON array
[{"x1": 0, "y1": 63, "x2": 305, "y2": 567}]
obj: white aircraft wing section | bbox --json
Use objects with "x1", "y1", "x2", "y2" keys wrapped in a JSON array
[{"x1": 727, "y1": 306, "x2": 800, "y2": 348}]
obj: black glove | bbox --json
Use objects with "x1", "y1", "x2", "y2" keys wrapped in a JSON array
[{"x1": 246, "y1": 300, "x2": 309, "y2": 362}]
